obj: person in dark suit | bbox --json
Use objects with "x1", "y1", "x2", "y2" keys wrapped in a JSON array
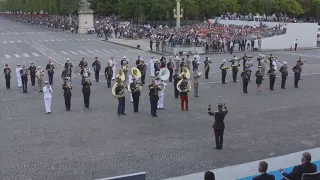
[
  {"x1": 208, "y1": 103, "x2": 228, "y2": 149},
  {"x1": 280, "y1": 152, "x2": 317, "y2": 180},
  {"x1": 204, "y1": 171, "x2": 215, "y2": 180},
  {"x1": 130, "y1": 77, "x2": 141, "y2": 113},
  {"x1": 253, "y1": 161, "x2": 275, "y2": 180}
]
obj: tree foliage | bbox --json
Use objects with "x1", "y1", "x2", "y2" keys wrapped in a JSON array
[{"x1": 0, "y1": 0, "x2": 319, "y2": 20}]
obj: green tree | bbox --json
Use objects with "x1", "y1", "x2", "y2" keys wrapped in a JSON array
[
  {"x1": 60, "y1": 0, "x2": 79, "y2": 24},
  {"x1": 271, "y1": 0, "x2": 304, "y2": 15}
]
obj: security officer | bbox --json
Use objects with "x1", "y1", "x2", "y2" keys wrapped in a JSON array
[
  {"x1": 279, "y1": 61, "x2": 288, "y2": 89},
  {"x1": 3, "y1": 64, "x2": 11, "y2": 89},
  {"x1": 293, "y1": 60, "x2": 302, "y2": 88},
  {"x1": 208, "y1": 103, "x2": 228, "y2": 150},
  {"x1": 92, "y1": 57, "x2": 101, "y2": 82},
  {"x1": 267, "y1": 64, "x2": 276, "y2": 90},
  {"x1": 62, "y1": 77, "x2": 72, "y2": 111},
  {"x1": 28, "y1": 62, "x2": 37, "y2": 86}
]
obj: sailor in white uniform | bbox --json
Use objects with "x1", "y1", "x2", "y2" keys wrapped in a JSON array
[
  {"x1": 128, "y1": 75, "x2": 134, "y2": 103},
  {"x1": 43, "y1": 81, "x2": 53, "y2": 114},
  {"x1": 194, "y1": 53, "x2": 201, "y2": 65},
  {"x1": 149, "y1": 56, "x2": 155, "y2": 77},
  {"x1": 156, "y1": 79, "x2": 167, "y2": 110},
  {"x1": 16, "y1": 64, "x2": 22, "y2": 88},
  {"x1": 110, "y1": 57, "x2": 116, "y2": 80}
]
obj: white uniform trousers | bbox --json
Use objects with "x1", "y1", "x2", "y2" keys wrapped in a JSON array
[
  {"x1": 112, "y1": 66, "x2": 116, "y2": 80},
  {"x1": 130, "y1": 93, "x2": 133, "y2": 102},
  {"x1": 17, "y1": 77, "x2": 22, "y2": 87},
  {"x1": 44, "y1": 98, "x2": 52, "y2": 113},
  {"x1": 150, "y1": 67, "x2": 155, "y2": 77},
  {"x1": 157, "y1": 94, "x2": 164, "y2": 109}
]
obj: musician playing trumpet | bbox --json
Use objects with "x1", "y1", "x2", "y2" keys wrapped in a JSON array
[
  {"x1": 36, "y1": 66, "x2": 45, "y2": 92},
  {"x1": 219, "y1": 60, "x2": 228, "y2": 84},
  {"x1": 130, "y1": 77, "x2": 141, "y2": 113},
  {"x1": 3, "y1": 64, "x2": 11, "y2": 89},
  {"x1": 81, "y1": 75, "x2": 92, "y2": 108},
  {"x1": 62, "y1": 77, "x2": 72, "y2": 111},
  {"x1": 149, "y1": 78, "x2": 161, "y2": 117}
]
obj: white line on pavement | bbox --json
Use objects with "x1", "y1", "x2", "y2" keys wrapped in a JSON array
[
  {"x1": 17, "y1": 40, "x2": 22, "y2": 43},
  {"x1": 94, "y1": 50, "x2": 102, "y2": 53},
  {"x1": 56, "y1": 39, "x2": 61, "y2": 41},
  {"x1": 86, "y1": 50, "x2": 94, "y2": 53},
  {"x1": 119, "y1": 49, "x2": 127, "y2": 52},
  {"x1": 4, "y1": 55, "x2": 10, "y2": 58},
  {"x1": 61, "y1": 51, "x2": 69, "y2": 55},
  {"x1": 32, "y1": 53, "x2": 39, "y2": 57},
  {"x1": 78, "y1": 50, "x2": 86, "y2": 54},
  {"x1": 44, "y1": 40, "x2": 48, "y2": 42},
  {"x1": 9, "y1": 41, "x2": 14, "y2": 43},
  {"x1": 50, "y1": 39, "x2": 55, "y2": 41},
  {"x1": 3, "y1": 41, "x2": 7, "y2": 44},
  {"x1": 14, "y1": 54, "x2": 20, "y2": 58},
  {"x1": 102, "y1": 49, "x2": 110, "y2": 53},
  {"x1": 70, "y1": 51, "x2": 77, "y2": 55},
  {"x1": 38, "y1": 40, "x2": 43, "y2": 42},
  {"x1": 126, "y1": 49, "x2": 137, "y2": 52},
  {"x1": 23, "y1": 53, "x2": 30, "y2": 57},
  {"x1": 111, "y1": 49, "x2": 118, "y2": 52}
]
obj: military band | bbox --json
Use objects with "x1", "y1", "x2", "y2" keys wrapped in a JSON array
[
  {"x1": 267, "y1": 65, "x2": 276, "y2": 90},
  {"x1": 220, "y1": 60, "x2": 228, "y2": 84},
  {"x1": 36, "y1": 66, "x2": 45, "y2": 92},
  {"x1": 204, "y1": 57, "x2": 211, "y2": 79},
  {"x1": 173, "y1": 70, "x2": 181, "y2": 98},
  {"x1": 255, "y1": 66, "x2": 264, "y2": 91},
  {"x1": 230, "y1": 56, "x2": 240, "y2": 83},
  {"x1": 130, "y1": 77, "x2": 141, "y2": 113},
  {"x1": 178, "y1": 75, "x2": 190, "y2": 111},
  {"x1": 167, "y1": 58, "x2": 174, "y2": 82},
  {"x1": 279, "y1": 61, "x2": 288, "y2": 89},
  {"x1": 92, "y1": 57, "x2": 101, "y2": 82},
  {"x1": 241, "y1": 67, "x2": 250, "y2": 93},
  {"x1": 81, "y1": 75, "x2": 92, "y2": 108},
  {"x1": 62, "y1": 77, "x2": 72, "y2": 111},
  {"x1": 105, "y1": 62, "x2": 113, "y2": 88},
  {"x1": 149, "y1": 78, "x2": 160, "y2": 117},
  {"x1": 193, "y1": 68, "x2": 200, "y2": 97},
  {"x1": 156, "y1": 78, "x2": 166, "y2": 110},
  {"x1": 28, "y1": 62, "x2": 36, "y2": 86},
  {"x1": 64, "y1": 58, "x2": 73, "y2": 82},
  {"x1": 4, "y1": 64, "x2": 11, "y2": 89},
  {"x1": 293, "y1": 61, "x2": 302, "y2": 88},
  {"x1": 16, "y1": 64, "x2": 22, "y2": 88},
  {"x1": 114, "y1": 77, "x2": 127, "y2": 116},
  {"x1": 46, "y1": 60, "x2": 54, "y2": 85}
]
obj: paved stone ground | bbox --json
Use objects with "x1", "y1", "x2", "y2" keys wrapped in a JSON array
[{"x1": 1, "y1": 18, "x2": 320, "y2": 180}]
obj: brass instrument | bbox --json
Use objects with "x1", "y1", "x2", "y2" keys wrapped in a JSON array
[
  {"x1": 112, "y1": 71, "x2": 127, "y2": 98},
  {"x1": 221, "y1": 63, "x2": 228, "y2": 70},
  {"x1": 50, "y1": 63, "x2": 54, "y2": 72},
  {"x1": 177, "y1": 67, "x2": 191, "y2": 93},
  {"x1": 131, "y1": 67, "x2": 142, "y2": 79},
  {"x1": 127, "y1": 67, "x2": 143, "y2": 93},
  {"x1": 204, "y1": 59, "x2": 212, "y2": 71},
  {"x1": 155, "y1": 68, "x2": 170, "y2": 94},
  {"x1": 22, "y1": 69, "x2": 28, "y2": 76}
]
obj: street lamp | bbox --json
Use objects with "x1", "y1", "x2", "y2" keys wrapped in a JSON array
[{"x1": 173, "y1": 0, "x2": 183, "y2": 28}]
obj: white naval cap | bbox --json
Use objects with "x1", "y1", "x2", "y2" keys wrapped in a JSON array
[
  {"x1": 284, "y1": 61, "x2": 287, "y2": 64},
  {"x1": 259, "y1": 54, "x2": 262, "y2": 56},
  {"x1": 223, "y1": 59, "x2": 226, "y2": 62},
  {"x1": 234, "y1": 57, "x2": 238, "y2": 60},
  {"x1": 66, "y1": 58, "x2": 70, "y2": 60},
  {"x1": 123, "y1": 56, "x2": 126, "y2": 58}
]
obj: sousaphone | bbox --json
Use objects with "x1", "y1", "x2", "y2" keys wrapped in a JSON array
[
  {"x1": 112, "y1": 72, "x2": 127, "y2": 98},
  {"x1": 127, "y1": 67, "x2": 143, "y2": 93},
  {"x1": 180, "y1": 67, "x2": 190, "y2": 79},
  {"x1": 177, "y1": 67, "x2": 191, "y2": 93},
  {"x1": 156, "y1": 68, "x2": 170, "y2": 94}
]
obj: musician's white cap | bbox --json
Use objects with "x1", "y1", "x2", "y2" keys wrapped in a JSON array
[
  {"x1": 194, "y1": 55, "x2": 197, "y2": 58},
  {"x1": 17, "y1": 64, "x2": 20, "y2": 66},
  {"x1": 123, "y1": 56, "x2": 126, "y2": 58},
  {"x1": 66, "y1": 58, "x2": 70, "y2": 60},
  {"x1": 44, "y1": 81, "x2": 48, "y2": 84},
  {"x1": 38, "y1": 66, "x2": 41, "y2": 68},
  {"x1": 259, "y1": 54, "x2": 262, "y2": 56},
  {"x1": 234, "y1": 57, "x2": 238, "y2": 60},
  {"x1": 284, "y1": 61, "x2": 287, "y2": 64},
  {"x1": 223, "y1": 59, "x2": 226, "y2": 62}
]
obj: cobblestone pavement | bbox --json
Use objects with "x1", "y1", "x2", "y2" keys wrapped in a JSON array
[{"x1": 1, "y1": 18, "x2": 320, "y2": 180}]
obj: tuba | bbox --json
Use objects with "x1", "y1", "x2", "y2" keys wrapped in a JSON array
[
  {"x1": 112, "y1": 71, "x2": 127, "y2": 98},
  {"x1": 127, "y1": 67, "x2": 143, "y2": 93},
  {"x1": 177, "y1": 67, "x2": 191, "y2": 93},
  {"x1": 180, "y1": 67, "x2": 190, "y2": 79},
  {"x1": 116, "y1": 69, "x2": 125, "y2": 81},
  {"x1": 156, "y1": 68, "x2": 170, "y2": 94},
  {"x1": 131, "y1": 67, "x2": 142, "y2": 79}
]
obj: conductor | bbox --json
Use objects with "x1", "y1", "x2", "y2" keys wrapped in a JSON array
[{"x1": 208, "y1": 102, "x2": 228, "y2": 150}]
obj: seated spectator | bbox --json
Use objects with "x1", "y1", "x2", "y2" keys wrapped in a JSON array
[
  {"x1": 252, "y1": 161, "x2": 275, "y2": 180},
  {"x1": 280, "y1": 152, "x2": 317, "y2": 180},
  {"x1": 204, "y1": 171, "x2": 215, "y2": 180}
]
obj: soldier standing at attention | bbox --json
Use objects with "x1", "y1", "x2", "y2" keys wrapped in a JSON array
[{"x1": 208, "y1": 103, "x2": 228, "y2": 150}]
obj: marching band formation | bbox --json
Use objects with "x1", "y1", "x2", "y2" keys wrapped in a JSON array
[{"x1": 3, "y1": 51, "x2": 304, "y2": 117}]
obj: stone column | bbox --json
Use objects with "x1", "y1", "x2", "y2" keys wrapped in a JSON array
[{"x1": 78, "y1": 9, "x2": 94, "y2": 34}]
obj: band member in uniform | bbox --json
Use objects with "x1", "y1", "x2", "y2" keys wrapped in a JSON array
[
  {"x1": 154, "y1": 59, "x2": 161, "y2": 75},
  {"x1": 179, "y1": 75, "x2": 189, "y2": 111},
  {"x1": 293, "y1": 61, "x2": 302, "y2": 88},
  {"x1": 136, "y1": 55, "x2": 141, "y2": 67},
  {"x1": 92, "y1": 57, "x2": 101, "y2": 82},
  {"x1": 241, "y1": 67, "x2": 250, "y2": 93},
  {"x1": 267, "y1": 65, "x2": 276, "y2": 90},
  {"x1": 219, "y1": 60, "x2": 228, "y2": 84},
  {"x1": 80, "y1": 66, "x2": 91, "y2": 77},
  {"x1": 64, "y1": 58, "x2": 73, "y2": 82},
  {"x1": 257, "y1": 54, "x2": 262, "y2": 66},
  {"x1": 81, "y1": 75, "x2": 92, "y2": 108},
  {"x1": 3, "y1": 64, "x2": 11, "y2": 89},
  {"x1": 120, "y1": 56, "x2": 128, "y2": 66},
  {"x1": 62, "y1": 77, "x2": 72, "y2": 111},
  {"x1": 204, "y1": 57, "x2": 211, "y2": 79},
  {"x1": 174, "y1": 53, "x2": 180, "y2": 71},
  {"x1": 61, "y1": 66, "x2": 69, "y2": 80},
  {"x1": 149, "y1": 56, "x2": 156, "y2": 77},
  {"x1": 208, "y1": 103, "x2": 228, "y2": 149},
  {"x1": 167, "y1": 58, "x2": 174, "y2": 82},
  {"x1": 241, "y1": 52, "x2": 253, "y2": 71},
  {"x1": 36, "y1": 66, "x2": 45, "y2": 92},
  {"x1": 255, "y1": 66, "x2": 264, "y2": 92},
  {"x1": 186, "y1": 54, "x2": 191, "y2": 71},
  {"x1": 16, "y1": 64, "x2": 22, "y2": 88},
  {"x1": 156, "y1": 78, "x2": 166, "y2": 110},
  {"x1": 115, "y1": 77, "x2": 126, "y2": 116},
  {"x1": 128, "y1": 75, "x2": 134, "y2": 103},
  {"x1": 28, "y1": 62, "x2": 36, "y2": 86},
  {"x1": 193, "y1": 68, "x2": 200, "y2": 97},
  {"x1": 149, "y1": 78, "x2": 160, "y2": 117},
  {"x1": 138, "y1": 60, "x2": 147, "y2": 84},
  {"x1": 173, "y1": 70, "x2": 181, "y2": 98},
  {"x1": 20, "y1": 64, "x2": 28, "y2": 93},
  {"x1": 179, "y1": 58, "x2": 186, "y2": 73},
  {"x1": 192, "y1": 56, "x2": 198, "y2": 72},
  {"x1": 230, "y1": 57, "x2": 240, "y2": 83},
  {"x1": 130, "y1": 77, "x2": 141, "y2": 113},
  {"x1": 110, "y1": 57, "x2": 116, "y2": 80},
  {"x1": 79, "y1": 57, "x2": 87, "y2": 69},
  {"x1": 160, "y1": 55, "x2": 166, "y2": 68},
  {"x1": 105, "y1": 63, "x2": 113, "y2": 88},
  {"x1": 279, "y1": 61, "x2": 288, "y2": 89},
  {"x1": 46, "y1": 60, "x2": 54, "y2": 85},
  {"x1": 43, "y1": 81, "x2": 52, "y2": 114},
  {"x1": 297, "y1": 56, "x2": 305, "y2": 80}
]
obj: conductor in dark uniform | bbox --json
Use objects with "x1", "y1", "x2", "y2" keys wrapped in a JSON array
[{"x1": 208, "y1": 103, "x2": 228, "y2": 150}]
